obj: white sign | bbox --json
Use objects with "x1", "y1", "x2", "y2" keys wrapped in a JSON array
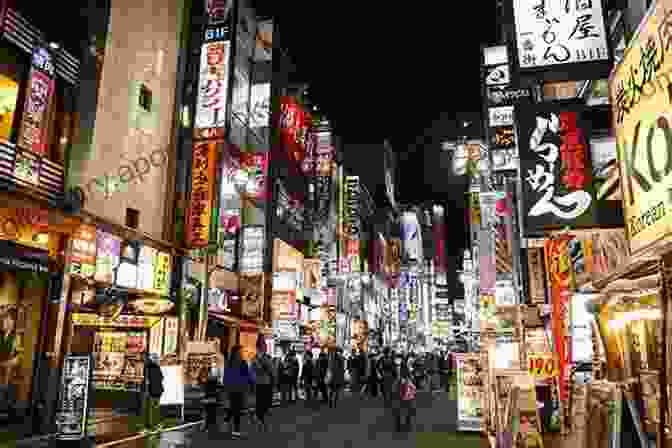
[
  {"x1": 483, "y1": 45, "x2": 508, "y2": 66},
  {"x1": 489, "y1": 106, "x2": 514, "y2": 127},
  {"x1": 160, "y1": 365, "x2": 185, "y2": 406},
  {"x1": 485, "y1": 64, "x2": 510, "y2": 86},
  {"x1": 513, "y1": 0, "x2": 609, "y2": 69},
  {"x1": 194, "y1": 40, "x2": 231, "y2": 130},
  {"x1": 250, "y1": 82, "x2": 271, "y2": 129}
]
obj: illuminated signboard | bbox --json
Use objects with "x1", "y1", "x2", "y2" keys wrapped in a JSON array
[
  {"x1": 18, "y1": 47, "x2": 56, "y2": 155},
  {"x1": 186, "y1": 141, "x2": 218, "y2": 247},
  {"x1": 279, "y1": 97, "x2": 311, "y2": 165},
  {"x1": 194, "y1": 28, "x2": 231, "y2": 140},
  {"x1": 610, "y1": 0, "x2": 672, "y2": 254},
  {"x1": 513, "y1": 0, "x2": 609, "y2": 69},
  {"x1": 68, "y1": 224, "x2": 97, "y2": 278}
]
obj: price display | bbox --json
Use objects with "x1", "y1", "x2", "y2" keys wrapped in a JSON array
[{"x1": 527, "y1": 353, "x2": 559, "y2": 377}]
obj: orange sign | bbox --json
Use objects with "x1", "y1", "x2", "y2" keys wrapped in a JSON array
[
  {"x1": 186, "y1": 141, "x2": 218, "y2": 247},
  {"x1": 527, "y1": 353, "x2": 559, "y2": 377}
]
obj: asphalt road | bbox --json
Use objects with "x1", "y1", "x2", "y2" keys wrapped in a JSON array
[{"x1": 112, "y1": 390, "x2": 487, "y2": 448}]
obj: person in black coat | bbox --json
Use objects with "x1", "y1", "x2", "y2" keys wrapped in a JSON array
[
  {"x1": 317, "y1": 351, "x2": 329, "y2": 403},
  {"x1": 301, "y1": 351, "x2": 316, "y2": 403},
  {"x1": 144, "y1": 353, "x2": 164, "y2": 430},
  {"x1": 203, "y1": 374, "x2": 220, "y2": 431}
]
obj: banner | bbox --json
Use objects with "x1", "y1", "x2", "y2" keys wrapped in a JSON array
[
  {"x1": 611, "y1": 0, "x2": 672, "y2": 254},
  {"x1": 18, "y1": 47, "x2": 56, "y2": 155},
  {"x1": 400, "y1": 211, "x2": 423, "y2": 263},
  {"x1": 186, "y1": 141, "x2": 218, "y2": 248},
  {"x1": 544, "y1": 237, "x2": 573, "y2": 402},
  {"x1": 279, "y1": 97, "x2": 311, "y2": 165},
  {"x1": 516, "y1": 103, "x2": 623, "y2": 236},
  {"x1": 194, "y1": 37, "x2": 231, "y2": 139}
]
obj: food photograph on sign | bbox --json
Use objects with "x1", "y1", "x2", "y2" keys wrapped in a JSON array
[{"x1": 516, "y1": 103, "x2": 623, "y2": 236}]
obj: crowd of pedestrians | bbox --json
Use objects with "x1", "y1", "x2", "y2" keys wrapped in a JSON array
[{"x1": 201, "y1": 336, "x2": 454, "y2": 437}]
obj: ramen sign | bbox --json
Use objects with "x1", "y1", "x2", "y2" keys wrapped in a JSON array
[{"x1": 610, "y1": 0, "x2": 672, "y2": 254}]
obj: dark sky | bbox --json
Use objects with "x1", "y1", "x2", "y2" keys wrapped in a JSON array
[{"x1": 279, "y1": 3, "x2": 498, "y2": 207}]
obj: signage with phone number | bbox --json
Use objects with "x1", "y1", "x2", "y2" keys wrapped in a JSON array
[{"x1": 527, "y1": 353, "x2": 559, "y2": 377}]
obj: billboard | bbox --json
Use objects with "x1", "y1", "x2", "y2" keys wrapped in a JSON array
[{"x1": 610, "y1": 0, "x2": 672, "y2": 255}]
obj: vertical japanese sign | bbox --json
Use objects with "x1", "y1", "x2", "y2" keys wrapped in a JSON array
[
  {"x1": 279, "y1": 97, "x2": 311, "y2": 166},
  {"x1": 517, "y1": 103, "x2": 622, "y2": 236},
  {"x1": 544, "y1": 236, "x2": 573, "y2": 403},
  {"x1": 194, "y1": 27, "x2": 231, "y2": 140},
  {"x1": 68, "y1": 225, "x2": 97, "y2": 278},
  {"x1": 239, "y1": 151, "x2": 268, "y2": 200},
  {"x1": 513, "y1": 0, "x2": 609, "y2": 69},
  {"x1": 186, "y1": 141, "x2": 218, "y2": 248},
  {"x1": 611, "y1": 0, "x2": 672, "y2": 255},
  {"x1": 153, "y1": 251, "x2": 171, "y2": 296},
  {"x1": 205, "y1": 0, "x2": 232, "y2": 25},
  {"x1": 18, "y1": 47, "x2": 56, "y2": 155}
]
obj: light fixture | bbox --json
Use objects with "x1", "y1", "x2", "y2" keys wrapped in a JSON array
[{"x1": 48, "y1": 42, "x2": 60, "y2": 50}]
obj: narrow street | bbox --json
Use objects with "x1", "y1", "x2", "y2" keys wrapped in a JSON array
[{"x1": 107, "y1": 391, "x2": 486, "y2": 448}]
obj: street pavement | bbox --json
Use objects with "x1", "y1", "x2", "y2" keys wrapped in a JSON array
[{"x1": 107, "y1": 389, "x2": 487, "y2": 448}]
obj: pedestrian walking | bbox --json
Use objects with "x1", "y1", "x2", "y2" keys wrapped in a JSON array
[
  {"x1": 366, "y1": 352, "x2": 379, "y2": 398},
  {"x1": 377, "y1": 347, "x2": 396, "y2": 407},
  {"x1": 391, "y1": 355, "x2": 417, "y2": 432},
  {"x1": 287, "y1": 350, "x2": 300, "y2": 402},
  {"x1": 222, "y1": 345, "x2": 255, "y2": 438},
  {"x1": 317, "y1": 351, "x2": 329, "y2": 403},
  {"x1": 279, "y1": 351, "x2": 294, "y2": 406},
  {"x1": 144, "y1": 353, "x2": 164, "y2": 431},
  {"x1": 202, "y1": 372, "x2": 220, "y2": 431},
  {"x1": 349, "y1": 349, "x2": 365, "y2": 399},
  {"x1": 328, "y1": 348, "x2": 346, "y2": 408},
  {"x1": 439, "y1": 351, "x2": 450, "y2": 392},
  {"x1": 301, "y1": 351, "x2": 316, "y2": 403},
  {"x1": 251, "y1": 339, "x2": 274, "y2": 432}
]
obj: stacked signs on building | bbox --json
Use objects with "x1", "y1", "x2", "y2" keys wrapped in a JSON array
[
  {"x1": 343, "y1": 176, "x2": 360, "y2": 273},
  {"x1": 482, "y1": 45, "x2": 532, "y2": 173},
  {"x1": 611, "y1": 0, "x2": 672, "y2": 255},
  {"x1": 512, "y1": 0, "x2": 610, "y2": 79},
  {"x1": 516, "y1": 103, "x2": 623, "y2": 236}
]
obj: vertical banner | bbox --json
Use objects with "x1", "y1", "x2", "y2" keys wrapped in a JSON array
[
  {"x1": 400, "y1": 211, "x2": 423, "y2": 263},
  {"x1": 544, "y1": 237, "x2": 573, "y2": 405},
  {"x1": 194, "y1": 32, "x2": 231, "y2": 139},
  {"x1": 432, "y1": 205, "x2": 447, "y2": 276},
  {"x1": 18, "y1": 47, "x2": 56, "y2": 155},
  {"x1": 186, "y1": 141, "x2": 218, "y2": 248}
]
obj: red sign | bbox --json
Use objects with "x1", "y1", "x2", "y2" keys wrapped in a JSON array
[
  {"x1": 279, "y1": 97, "x2": 311, "y2": 165},
  {"x1": 18, "y1": 68, "x2": 55, "y2": 155},
  {"x1": 544, "y1": 237, "x2": 573, "y2": 402},
  {"x1": 186, "y1": 141, "x2": 218, "y2": 248}
]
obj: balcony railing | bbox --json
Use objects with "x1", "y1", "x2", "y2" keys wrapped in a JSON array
[{"x1": 0, "y1": 140, "x2": 65, "y2": 204}]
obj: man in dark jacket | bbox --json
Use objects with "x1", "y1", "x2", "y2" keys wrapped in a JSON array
[
  {"x1": 301, "y1": 351, "x2": 316, "y2": 403},
  {"x1": 377, "y1": 347, "x2": 396, "y2": 406},
  {"x1": 222, "y1": 345, "x2": 254, "y2": 437},
  {"x1": 317, "y1": 351, "x2": 329, "y2": 403},
  {"x1": 328, "y1": 348, "x2": 346, "y2": 408},
  {"x1": 144, "y1": 353, "x2": 164, "y2": 430}
]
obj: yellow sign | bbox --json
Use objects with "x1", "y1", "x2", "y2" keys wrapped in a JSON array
[
  {"x1": 611, "y1": 0, "x2": 672, "y2": 254},
  {"x1": 527, "y1": 353, "x2": 559, "y2": 377},
  {"x1": 71, "y1": 313, "x2": 161, "y2": 328}
]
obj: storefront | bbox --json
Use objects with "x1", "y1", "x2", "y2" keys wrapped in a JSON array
[
  {"x1": 59, "y1": 225, "x2": 176, "y2": 423},
  {"x1": 0, "y1": 200, "x2": 81, "y2": 436}
]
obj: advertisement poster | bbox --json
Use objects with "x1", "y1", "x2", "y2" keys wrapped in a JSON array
[
  {"x1": 611, "y1": 0, "x2": 672, "y2": 255},
  {"x1": 319, "y1": 305, "x2": 336, "y2": 348},
  {"x1": 18, "y1": 66, "x2": 55, "y2": 155},
  {"x1": 456, "y1": 354, "x2": 483, "y2": 431},
  {"x1": 544, "y1": 237, "x2": 573, "y2": 402},
  {"x1": 239, "y1": 225, "x2": 264, "y2": 275},
  {"x1": 516, "y1": 103, "x2": 623, "y2": 236},
  {"x1": 186, "y1": 141, "x2": 218, "y2": 248},
  {"x1": 94, "y1": 231, "x2": 121, "y2": 284},
  {"x1": 55, "y1": 355, "x2": 92, "y2": 440},
  {"x1": 68, "y1": 225, "x2": 97, "y2": 278},
  {"x1": 194, "y1": 38, "x2": 231, "y2": 139},
  {"x1": 239, "y1": 151, "x2": 268, "y2": 200}
]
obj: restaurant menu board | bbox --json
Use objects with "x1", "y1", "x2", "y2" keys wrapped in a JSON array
[
  {"x1": 56, "y1": 355, "x2": 92, "y2": 440},
  {"x1": 69, "y1": 225, "x2": 97, "y2": 278},
  {"x1": 95, "y1": 231, "x2": 121, "y2": 284},
  {"x1": 163, "y1": 317, "x2": 178, "y2": 354},
  {"x1": 456, "y1": 354, "x2": 484, "y2": 432},
  {"x1": 239, "y1": 225, "x2": 264, "y2": 275}
]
